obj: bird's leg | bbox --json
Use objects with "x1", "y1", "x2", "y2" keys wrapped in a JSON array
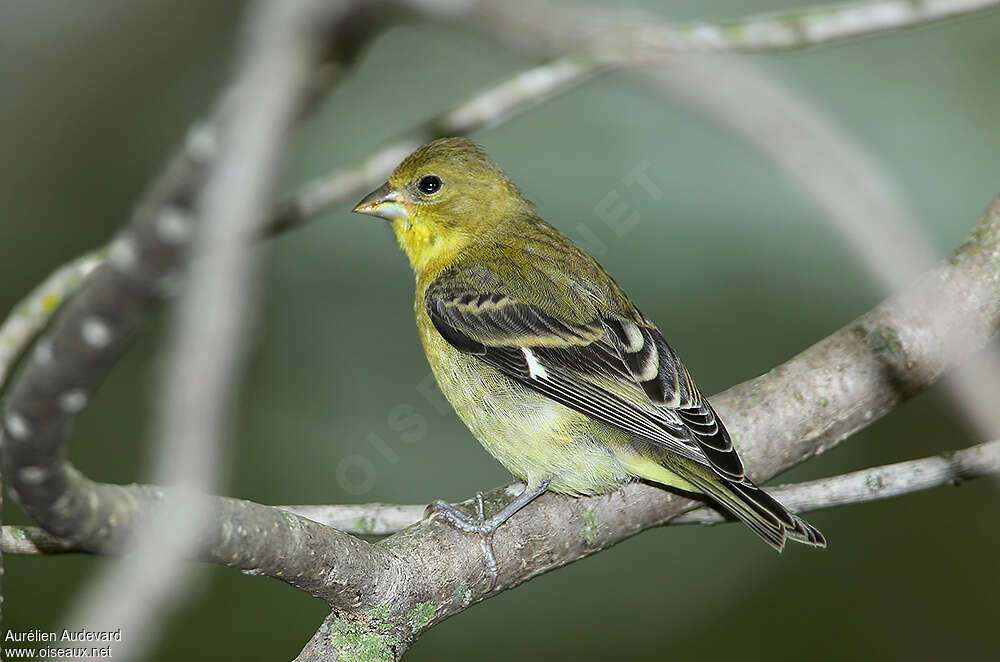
[{"x1": 426, "y1": 479, "x2": 551, "y2": 589}]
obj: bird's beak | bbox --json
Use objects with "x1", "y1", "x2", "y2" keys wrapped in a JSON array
[{"x1": 352, "y1": 182, "x2": 410, "y2": 221}]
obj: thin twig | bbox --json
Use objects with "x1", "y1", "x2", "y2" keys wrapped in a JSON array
[
  {"x1": 290, "y1": 434, "x2": 1000, "y2": 531},
  {"x1": 672, "y1": 439, "x2": 1000, "y2": 524},
  {"x1": 6, "y1": 439, "x2": 994, "y2": 553}
]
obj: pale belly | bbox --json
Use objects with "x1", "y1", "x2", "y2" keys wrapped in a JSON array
[{"x1": 419, "y1": 316, "x2": 632, "y2": 496}]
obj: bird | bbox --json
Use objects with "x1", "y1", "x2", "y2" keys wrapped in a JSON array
[{"x1": 353, "y1": 137, "x2": 825, "y2": 582}]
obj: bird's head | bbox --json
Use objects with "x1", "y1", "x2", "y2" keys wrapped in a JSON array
[{"x1": 353, "y1": 137, "x2": 532, "y2": 274}]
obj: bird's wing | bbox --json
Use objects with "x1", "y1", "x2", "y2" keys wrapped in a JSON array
[{"x1": 425, "y1": 271, "x2": 746, "y2": 480}]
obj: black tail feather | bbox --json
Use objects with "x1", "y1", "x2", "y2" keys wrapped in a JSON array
[
  {"x1": 724, "y1": 480, "x2": 827, "y2": 549},
  {"x1": 679, "y1": 466, "x2": 827, "y2": 551}
]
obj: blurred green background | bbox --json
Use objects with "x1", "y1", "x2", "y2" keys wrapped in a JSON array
[{"x1": 2, "y1": 1, "x2": 998, "y2": 660}]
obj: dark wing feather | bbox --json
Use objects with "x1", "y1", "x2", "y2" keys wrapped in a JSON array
[
  {"x1": 601, "y1": 306, "x2": 746, "y2": 480},
  {"x1": 425, "y1": 273, "x2": 748, "y2": 481}
]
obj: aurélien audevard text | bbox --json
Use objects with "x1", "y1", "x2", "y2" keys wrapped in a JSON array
[{"x1": 5, "y1": 628, "x2": 123, "y2": 643}]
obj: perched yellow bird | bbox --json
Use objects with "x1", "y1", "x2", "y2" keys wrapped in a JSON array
[{"x1": 354, "y1": 137, "x2": 824, "y2": 577}]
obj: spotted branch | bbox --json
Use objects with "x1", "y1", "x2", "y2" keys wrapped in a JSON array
[{"x1": 0, "y1": 0, "x2": 395, "y2": 608}]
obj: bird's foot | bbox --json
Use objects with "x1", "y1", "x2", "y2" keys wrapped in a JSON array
[
  {"x1": 426, "y1": 480, "x2": 551, "y2": 592},
  {"x1": 426, "y1": 491, "x2": 501, "y2": 589}
]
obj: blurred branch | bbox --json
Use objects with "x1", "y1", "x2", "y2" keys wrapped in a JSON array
[
  {"x1": 412, "y1": 0, "x2": 1000, "y2": 54},
  {"x1": 642, "y1": 48, "x2": 1000, "y2": 443},
  {"x1": 273, "y1": 0, "x2": 1000, "y2": 233},
  {"x1": 267, "y1": 56, "x2": 600, "y2": 235},
  {"x1": 58, "y1": 2, "x2": 357, "y2": 658},
  {"x1": 0, "y1": 490, "x2": 394, "y2": 597},
  {"x1": 669, "y1": 0, "x2": 1000, "y2": 52},
  {"x1": 0, "y1": 249, "x2": 100, "y2": 631}
]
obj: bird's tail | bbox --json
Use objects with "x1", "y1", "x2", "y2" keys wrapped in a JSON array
[{"x1": 678, "y1": 462, "x2": 826, "y2": 551}]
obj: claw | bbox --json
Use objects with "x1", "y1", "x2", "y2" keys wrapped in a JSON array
[{"x1": 481, "y1": 531, "x2": 498, "y2": 590}]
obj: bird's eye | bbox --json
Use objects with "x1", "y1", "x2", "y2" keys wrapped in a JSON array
[{"x1": 417, "y1": 175, "x2": 442, "y2": 195}]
